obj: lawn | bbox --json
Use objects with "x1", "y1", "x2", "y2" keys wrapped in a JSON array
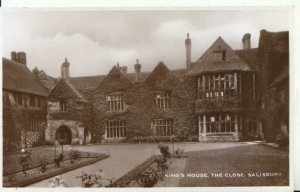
[{"x1": 179, "y1": 144, "x2": 289, "y2": 186}]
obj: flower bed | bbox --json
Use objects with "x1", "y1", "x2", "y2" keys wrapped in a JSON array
[
  {"x1": 110, "y1": 143, "x2": 174, "y2": 187},
  {"x1": 128, "y1": 135, "x2": 198, "y2": 143},
  {"x1": 3, "y1": 148, "x2": 109, "y2": 187}
]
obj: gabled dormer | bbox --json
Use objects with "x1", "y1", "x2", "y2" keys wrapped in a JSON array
[{"x1": 188, "y1": 37, "x2": 250, "y2": 75}]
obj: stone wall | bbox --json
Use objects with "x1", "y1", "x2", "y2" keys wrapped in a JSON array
[{"x1": 46, "y1": 119, "x2": 86, "y2": 144}]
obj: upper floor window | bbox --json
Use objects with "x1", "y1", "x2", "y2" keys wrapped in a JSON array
[
  {"x1": 198, "y1": 73, "x2": 239, "y2": 99},
  {"x1": 107, "y1": 94, "x2": 125, "y2": 112},
  {"x1": 59, "y1": 99, "x2": 67, "y2": 111},
  {"x1": 213, "y1": 50, "x2": 227, "y2": 62},
  {"x1": 154, "y1": 91, "x2": 170, "y2": 109},
  {"x1": 14, "y1": 92, "x2": 24, "y2": 106},
  {"x1": 29, "y1": 95, "x2": 41, "y2": 108}
]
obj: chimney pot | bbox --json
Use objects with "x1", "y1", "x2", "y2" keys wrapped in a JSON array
[
  {"x1": 134, "y1": 59, "x2": 142, "y2": 83},
  {"x1": 242, "y1": 33, "x2": 251, "y2": 49},
  {"x1": 61, "y1": 58, "x2": 70, "y2": 80},
  {"x1": 11, "y1": 51, "x2": 17, "y2": 61},
  {"x1": 185, "y1": 33, "x2": 192, "y2": 69},
  {"x1": 16, "y1": 52, "x2": 27, "y2": 65}
]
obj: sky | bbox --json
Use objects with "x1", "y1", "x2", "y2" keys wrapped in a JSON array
[{"x1": 2, "y1": 9, "x2": 291, "y2": 77}]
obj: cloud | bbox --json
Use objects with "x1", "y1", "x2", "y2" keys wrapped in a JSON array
[{"x1": 2, "y1": 10, "x2": 290, "y2": 77}]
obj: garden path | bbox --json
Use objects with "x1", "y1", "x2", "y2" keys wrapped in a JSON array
[{"x1": 28, "y1": 142, "x2": 254, "y2": 187}]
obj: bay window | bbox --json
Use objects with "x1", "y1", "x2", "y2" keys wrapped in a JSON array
[
  {"x1": 198, "y1": 72, "x2": 240, "y2": 98},
  {"x1": 199, "y1": 113, "x2": 239, "y2": 133}
]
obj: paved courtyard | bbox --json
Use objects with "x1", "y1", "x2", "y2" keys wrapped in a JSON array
[{"x1": 28, "y1": 142, "x2": 255, "y2": 187}]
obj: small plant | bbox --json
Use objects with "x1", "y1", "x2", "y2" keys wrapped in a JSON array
[
  {"x1": 80, "y1": 170, "x2": 105, "y2": 187},
  {"x1": 135, "y1": 167, "x2": 160, "y2": 187},
  {"x1": 153, "y1": 156, "x2": 168, "y2": 179},
  {"x1": 158, "y1": 143, "x2": 171, "y2": 159},
  {"x1": 19, "y1": 149, "x2": 32, "y2": 175},
  {"x1": 40, "y1": 156, "x2": 48, "y2": 173},
  {"x1": 174, "y1": 147, "x2": 184, "y2": 158},
  {"x1": 71, "y1": 138, "x2": 80, "y2": 146},
  {"x1": 69, "y1": 149, "x2": 81, "y2": 163},
  {"x1": 54, "y1": 153, "x2": 64, "y2": 168},
  {"x1": 48, "y1": 176, "x2": 68, "y2": 187}
]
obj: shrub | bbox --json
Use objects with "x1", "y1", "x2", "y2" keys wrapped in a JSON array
[
  {"x1": 3, "y1": 139, "x2": 19, "y2": 153},
  {"x1": 69, "y1": 149, "x2": 81, "y2": 163},
  {"x1": 158, "y1": 143, "x2": 171, "y2": 159},
  {"x1": 44, "y1": 141, "x2": 54, "y2": 146},
  {"x1": 187, "y1": 135, "x2": 199, "y2": 142},
  {"x1": 275, "y1": 137, "x2": 289, "y2": 148},
  {"x1": 80, "y1": 170, "x2": 105, "y2": 187},
  {"x1": 174, "y1": 147, "x2": 184, "y2": 158},
  {"x1": 135, "y1": 167, "x2": 160, "y2": 187},
  {"x1": 71, "y1": 138, "x2": 80, "y2": 146},
  {"x1": 19, "y1": 150, "x2": 32, "y2": 175},
  {"x1": 40, "y1": 156, "x2": 47, "y2": 173},
  {"x1": 153, "y1": 156, "x2": 168, "y2": 177},
  {"x1": 32, "y1": 140, "x2": 43, "y2": 148}
]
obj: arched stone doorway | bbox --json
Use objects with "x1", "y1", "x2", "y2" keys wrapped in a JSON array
[{"x1": 55, "y1": 125, "x2": 72, "y2": 144}]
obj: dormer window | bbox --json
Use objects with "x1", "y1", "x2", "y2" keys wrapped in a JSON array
[
  {"x1": 213, "y1": 50, "x2": 227, "y2": 62},
  {"x1": 59, "y1": 99, "x2": 67, "y2": 111},
  {"x1": 154, "y1": 91, "x2": 170, "y2": 109}
]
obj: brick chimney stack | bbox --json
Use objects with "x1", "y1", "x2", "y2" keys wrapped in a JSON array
[
  {"x1": 185, "y1": 33, "x2": 192, "y2": 69},
  {"x1": 242, "y1": 33, "x2": 251, "y2": 49},
  {"x1": 11, "y1": 51, "x2": 27, "y2": 65},
  {"x1": 61, "y1": 58, "x2": 70, "y2": 80},
  {"x1": 134, "y1": 59, "x2": 141, "y2": 83}
]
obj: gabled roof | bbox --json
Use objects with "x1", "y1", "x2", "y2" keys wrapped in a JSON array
[
  {"x1": 144, "y1": 62, "x2": 181, "y2": 90},
  {"x1": 97, "y1": 66, "x2": 134, "y2": 92},
  {"x1": 2, "y1": 58, "x2": 49, "y2": 96},
  {"x1": 48, "y1": 67, "x2": 186, "y2": 91},
  {"x1": 188, "y1": 37, "x2": 251, "y2": 75},
  {"x1": 49, "y1": 78, "x2": 88, "y2": 102}
]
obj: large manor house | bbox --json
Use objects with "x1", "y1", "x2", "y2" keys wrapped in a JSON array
[{"x1": 3, "y1": 29, "x2": 289, "y2": 147}]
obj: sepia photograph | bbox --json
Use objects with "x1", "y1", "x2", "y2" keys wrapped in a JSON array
[{"x1": 1, "y1": 7, "x2": 292, "y2": 190}]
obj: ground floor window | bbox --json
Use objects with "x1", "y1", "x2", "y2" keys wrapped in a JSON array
[
  {"x1": 248, "y1": 120, "x2": 258, "y2": 134},
  {"x1": 27, "y1": 119, "x2": 43, "y2": 132},
  {"x1": 106, "y1": 121, "x2": 126, "y2": 138},
  {"x1": 199, "y1": 113, "x2": 238, "y2": 133},
  {"x1": 152, "y1": 119, "x2": 174, "y2": 136}
]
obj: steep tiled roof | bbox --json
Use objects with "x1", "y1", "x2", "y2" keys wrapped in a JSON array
[
  {"x1": 234, "y1": 48, "x2": 258, "y2": 69},
  {"x1": 65, "y1": 80, "x2": 88, "y2": 102},
  {"x1": 70, "y1": 75, "x2": 105, "y2": 90},
  {"x1": 188, "y1": 37, "x2": 250, "y2": 75},
  {"x1": 69, "y1": 68, "x2": 186, "y2": 90},
  {"x1": 3, "y1": 58, "x2": 49, "y2": 96}
]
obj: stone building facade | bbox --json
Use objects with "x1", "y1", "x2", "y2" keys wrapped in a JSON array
[
  {"x1": 3, "y1": 53, "x2": 49, "y2": 148},
  {"x1": 45, "y1": 59, "x2": 92, "y2": 145},
  {"x1": 6, "y1": 29, "x2": 287, "y2": 145}
]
